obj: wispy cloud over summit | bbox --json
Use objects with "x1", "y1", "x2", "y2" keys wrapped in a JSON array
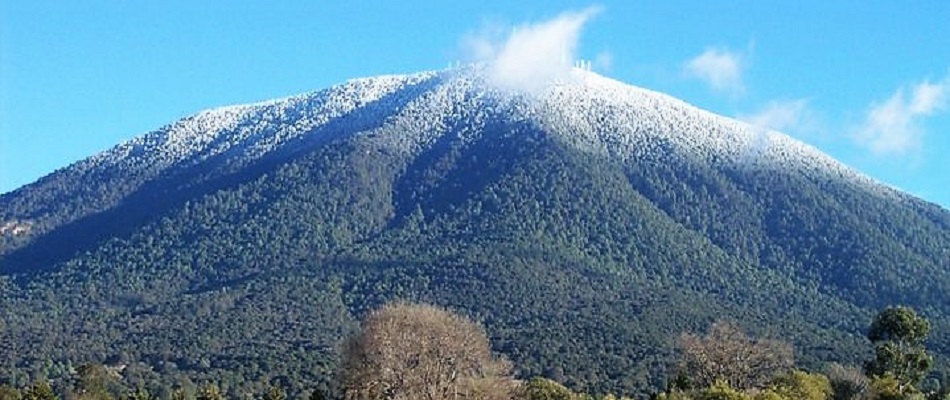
[
  {"x1": 738, "y1": 99, "x2": 815, "y2": 135},
  {"x1": 462, "y1": 7, "x2": 601, "y2": 93}
]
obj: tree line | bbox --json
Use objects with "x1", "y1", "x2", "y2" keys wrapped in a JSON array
[{"x1": 1, "y1": 302, "x2": 946, "y2": 400}]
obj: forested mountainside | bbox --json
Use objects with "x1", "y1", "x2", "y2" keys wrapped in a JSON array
[{"x1": 2, "y1": 67, "x2": 949, "y2": 397}]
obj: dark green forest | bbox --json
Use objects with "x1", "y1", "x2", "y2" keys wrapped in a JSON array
[
  {"x1": 2, "y1": 102, "x2": 950, "y2": 398},
  {"x1": 0, "y1": 303, "x2": 946, "y2": 400}
]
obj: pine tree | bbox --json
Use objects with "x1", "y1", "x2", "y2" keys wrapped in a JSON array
[{"x1": 865, "y1": 306, "x2": 933, "y2": 396}]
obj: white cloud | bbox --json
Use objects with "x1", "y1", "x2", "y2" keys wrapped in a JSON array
[
  {"x1": 738, "y1": 99, "x2": 812, "y2": 134},
  {"x1": 462, "y1": 7, "x2": 602, "y2": 93},
  {"x1": 685, "y1": 47, "x2": 745, "y2": 95},
  {"x1": 910, "y1": 80, "x2": 948, "y2": 113},
  {"x1": 856, "y1": 76, "x2": 950, "y2": 155}
]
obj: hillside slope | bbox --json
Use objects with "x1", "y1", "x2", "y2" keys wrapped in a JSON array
[{"x1": 1, "y1": 67, "x2": 948, "y2": 396}]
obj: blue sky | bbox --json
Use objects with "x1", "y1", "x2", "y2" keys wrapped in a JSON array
[{"x1": 2, "y1": 1, "x2": 949, "y2": 208}]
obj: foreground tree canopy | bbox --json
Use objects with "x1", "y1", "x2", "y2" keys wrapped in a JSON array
[
  {"x1": 865, "y1": 306, "x2": 934, "y2": 396},
  {"x1": 340, "y1": 302, "x2": 514, "y2": 400},
  {"x1": 676, "y1": 321, "x2": 795, "y2": 391},
  {"x1": 1, "y1": 305, "x2": 948, "y2": 400}
]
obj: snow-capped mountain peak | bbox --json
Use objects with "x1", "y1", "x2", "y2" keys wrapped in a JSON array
[{"x1": 2, "y1": 66, "x2": 895, "y2": 229}]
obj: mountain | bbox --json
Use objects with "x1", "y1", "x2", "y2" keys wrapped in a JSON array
[{"x1": 2, "y1": 66, "x2": 949, "y2": 397}]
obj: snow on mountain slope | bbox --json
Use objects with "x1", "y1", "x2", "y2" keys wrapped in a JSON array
[
  {"x1": 80, "y1": 72, "x2": 440, "y2": 183},
  {"x1": 2, "y1": 66, "x2": 894, "y2": 230},
  {"x1": 360, "y1": 65, "x2": 887, "y2": 195},
  {"x1": 530, "y1": 69, "x2": 884, "y2": 188},
  {"x1": 0, "y1": 72, "x2": 439, "y2": 227}
]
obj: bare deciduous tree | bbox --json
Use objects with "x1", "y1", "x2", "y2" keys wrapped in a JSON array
[
  {"x1": 677, "y1": 321, "x2": 794, "y2": 390},
  {"x1": 826, "y1": 363, "x2": 868, "y2": 400},
  {"x1": 341, "y1": 301, "x2": 514, "y2": 400}
]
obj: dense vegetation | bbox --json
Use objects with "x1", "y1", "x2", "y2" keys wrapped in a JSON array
[
  {"x1": 2, "y1": 112, "x2": 949, "y2": 398},
  {"x1": 1, "y1": 303, "x2": 946, "y2": 400}
]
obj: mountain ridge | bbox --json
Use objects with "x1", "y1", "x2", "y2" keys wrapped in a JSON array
[
  {"x1": 0, "y1": 66, "x2": 915, "y2": 247},
  {"x1": 1, "y1": 66, "x2": 948, "y2": 396}
]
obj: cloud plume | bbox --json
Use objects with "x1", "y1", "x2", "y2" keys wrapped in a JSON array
[
  {"x1": 463, "y1": 7, "x2": 601, "y2": 93},
  {"x1": 738, "y1": 99, "x2": 813, "y2": 134},
  {"x1": 685, "y1": 47, "x2": 745, "y2": 95},
  {"x1": 856, "y1": 76, "x2": 950, "y2": 155}
]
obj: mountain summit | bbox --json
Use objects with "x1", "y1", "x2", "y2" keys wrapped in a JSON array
[
  {"x1": 2, "y1": 67, "x2": 949, "y2": 395},
  {"x1": 0, "y1": 66, "x2": 900, "y2": 243}
]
